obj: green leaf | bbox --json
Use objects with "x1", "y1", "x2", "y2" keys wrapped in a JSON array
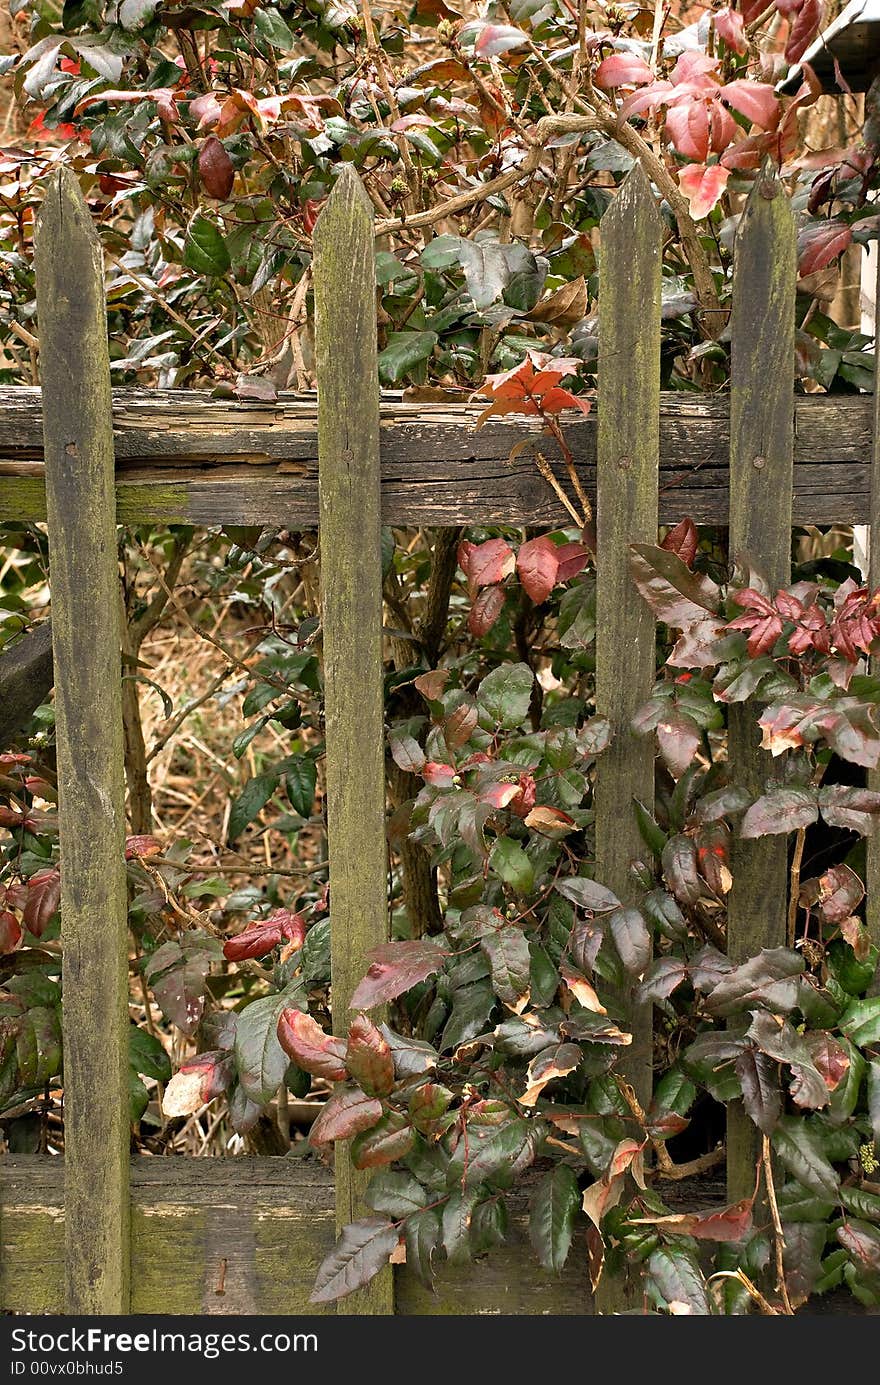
[
  {"x1": 254, "y1": 6, "x2": 294, "y2": 48},
  {"x1": 378, "y1": 330, "x2": 438, "y2": 384},
  {"x1": 183, "y1": 214, "x2": 231, "y2": 276},
  {"x1": 404, "y1": 1206, "x2": 442, "y2": 1287},
  {"x1": 146, "y1": 933, "x2": 221, "y2": 1036},
  {"x1": 129, "y1": 1027, "x2": 171, "y2": 1082},
  {"x1": 227, "y1": 771, "x2": 278, "y2": 841},
  {"x1": 310, "y1": 1218, "x2": 399, "y2": 1303},
  {"x1": 439, "y1": 978, "x2": 496, "y2": 1052},
  {"x1": 234, "y1": 983, "x2": 306, "y2": 1106},
  {"x1": 480, "y1": 924, "x2": 532, "y2": 1011},
  {"x1": 129, "y1": 1071, "x2": 150, "y2": 1124},
  {"x1": 646, "y1": 1243, "x2": 710, "y2": 1314},
  {"x1": 477, "y1": 662, "x2": 534, "y2": 730},
  {"x1": 300, "y1": 918, "x2": 331, "y2": 985},
  {"x1": 772, "y1": 1114, "x2": 840, "y2": 1200},
  {"x1": 364, "y1": 1170, "x2": 428, "y2": 1218},
  {"x1": 454, "y1": 1116, "x2": 544, "y2": 1191},
  {"x1": 839, "y1": 996, "x2": 880, "y2": 1046},
  {"x1": 489, "y1": 836, "x2": 534, "y2": 894},
  {"x1": 285, "y1": 756, "x2": 317, "y2": 818},
  {"x1": 351, "y1": 1111, "x2": 415, "y2": 1169},
  {"x1": 528, "y1": 1165, "x2": 579, "y2": 1274}
]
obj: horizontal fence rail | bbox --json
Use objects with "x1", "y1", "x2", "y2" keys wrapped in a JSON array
[
  {"x1": 1, "y1": 161, "x2": 880, "y2": 1316},
  {"x1": 0, "y1": 392, "x2": 874, "y2": 528}
]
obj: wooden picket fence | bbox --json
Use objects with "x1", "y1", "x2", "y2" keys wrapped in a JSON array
[{"x1": 0, "y1": 161, "x2": 878, "y2": 1315}]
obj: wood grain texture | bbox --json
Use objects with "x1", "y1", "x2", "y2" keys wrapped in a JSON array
[
  {"x1": 2, "y1": 1156, "x2": 875, "y2": 1315},
  {"x1": 0, "y1": 1157, "x2": 591, "y2": 1315},
  {"x1": 0, "y1": 390, "x2": 873, "y2": 527},
  {"x1": 594, "y1": 165, "x2": 661, "y2": 1312},
  {"x1": 34, "y1": 168, "x2": 130, "y2": 1314},
  {"x1": 313, "y1": 166, "x2": 393, "y2": 1315},
  {"x1": 725, "y1": 170, "x2": 796, "y2": 1201}
]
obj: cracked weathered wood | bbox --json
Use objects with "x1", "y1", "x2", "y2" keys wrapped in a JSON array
[
  {"x1": 34, "y1": 168, "x2": 130, "y2": 1312},
  {"x1": 726, "y1": 170, "x2": 796, "y2": 1202},
  {"x1": 594, "y1": 164, "x2": 661, "y2": 1312},
  {"x1": 0, "y1": 389, "x2": 873, "y2": 527},
  {"x1": 314, "y1": 166, "x2": 393, "y2": 1315}
]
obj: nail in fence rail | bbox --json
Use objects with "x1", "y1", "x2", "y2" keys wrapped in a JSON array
[
  {"x1": 34, "y1": 168, "x2": 131, "y2": 1313},
  {"x1": 594, "y1": 164, "x2": 662, "y2": 1310},
  {"x1": 725, "y1": 170, "x2": 796, "y2": 1202},
  {"x1": 313, "y1": 165, "x2": 394, "y2": 1314}
]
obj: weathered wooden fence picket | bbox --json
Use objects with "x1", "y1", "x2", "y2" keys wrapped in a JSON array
[{"x1": 0, "y1": 160, "x2": 879, "y2": 1314}]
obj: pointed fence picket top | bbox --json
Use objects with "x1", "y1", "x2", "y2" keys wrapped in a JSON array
[
  {"x1": 34, "y1": 168, "x2": 131, "y2": 1314},
  {"x1": 726, "y1": 167, "x2": 797, "y2": 1202},
  {"x1": 594, "y1": 162, "x2": 662, "y2": 1311},
  {"x1": 313, "y1": 164, "x2": 394, "y2": 1315}
]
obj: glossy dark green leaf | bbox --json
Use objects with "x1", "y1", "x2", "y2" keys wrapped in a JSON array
[
  {"x1": 646, "y1": 1243, "x2": 711, "y2": 1314},
  {"x1": 480, "y1": 923, "x2": 531, "y2": 1010},
  {"x1": 183, "y1": 213, "x2": 231, "y2": 275},
  {"x1": 772, "y1": 1114, "x2": 840, "y2": 1200},
  {"x1": 528, "y1": 1164, "x2": 580, "y2": 1274},
  {"x1": 476, "y1": 662, "x2": 534, "y2": 729},
  {"x1": 234, "y1": 982, "x2": 306, "y2": 1105}
]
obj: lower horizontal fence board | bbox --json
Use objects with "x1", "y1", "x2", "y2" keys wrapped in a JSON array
[
  {"x1": 3, "y1": 1157, "x2": 874, "y2": 1313},
  {"x1": 0, "y1": 390, "x2": 873, "y2": 526},
  {"x1": 0, "y1": 1157, "x2": 587, "y2": 1315}
]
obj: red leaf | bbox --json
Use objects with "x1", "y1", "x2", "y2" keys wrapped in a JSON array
[
  {"x1": 459, "y1": 537, "x2": 515, "y2": 595},
  {"x1": 715, "y1": 8, "x2": 747, "y2": 54},
  {"x1": 349, "y1": 940, "x2": 447, "y2": 1011},
  {"x1": 721, "y1": 80, "x2": 780, "y2": 130},
  {"x1": 473, "y1": 23, "x2": 528, "y2": 57},
  {"x1": 469, "y1": 584, "x2": 506, "y2": 636},
  {"x1": 554, "y1": 541, "x2": 590, "y2": 583},
  {"x1": 516, "y1": 536, "x2": 559, "y2": 604},
  {"x1": 0, "y1": 910, "x2": 22, "y2": 954},
  {"x1": 660, "y1": 518, "x2": 698, "y2": 567},
  {"x1": 278, "y1": 1009, "x2": 349, "y2": 1081},
  {"x1": 678, "y1": 162, "x2": 730, "y2": 219},
  {"x1": 423, "y1": 761, "x2": 456, "y2": 787},
  {"x1": 223, "y1": 908, "x2": 306, "y2": 961},
  {"x1": 22, "y1": 867, "x2": 60, "y2": 939},
  {"x1": 633, "y1": 1198, "x2": 753, "y2": 1242},
  {"x1": 346, "y1": 1015, "x2": 394, "y2": 1097},
  {"x1": 125, "y1": 834, "x2": 162, "y2": 860},
  {"x1": 786, "y1": 0, "x2": 822, "y2": 63},
  {"x1": 797, "y1": 220, "x2": 853, "y2": 278},
  {"x1": 594, "y1": 53, "x2": 655, "y2": 90},
  {"x1": 309, "y1": 1087, "x2": 383, "y2": 1147}
]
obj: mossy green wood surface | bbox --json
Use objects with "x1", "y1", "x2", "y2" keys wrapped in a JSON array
[
  {"x1": 868, "y1": 247, "x2": 880, "y2": 966},
  {"x1": 594, "y1": 165, "x2": 661, "y2": 1312},
  {"x1": 34, "y1": 168, "x2": 131, "y2": 1314},
  {"x1": 726, "y1": 170, "x2": 796, "y2": 1200},
  {"x1": 313, "y1": 165, "x2": 393, "y2": 1314}
]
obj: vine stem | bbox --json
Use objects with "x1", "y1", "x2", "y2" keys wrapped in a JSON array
[{"x1": 762, "y1": 1134, "x2": 795, "y2": 1315}]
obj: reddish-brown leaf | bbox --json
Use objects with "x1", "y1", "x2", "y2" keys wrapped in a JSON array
[
  {"x1": 309, "y1": 1086, "x2": 383, "y2": 1148},
  {"x1": 346, "y1": 1015, "x2": 395, "y2": 1097},
  {"x1": 22, "y1": 867, "x2": 60, "y2": 939},
  {"x1": 516, "y1": 535, "x2": 560, "y2": 604},
  {"x1": 224, "y1": 908, "x2": 306, "y2": 961},
  {"x1": 468, "y1": 583, "x2": 506, "y2": 636},
  {"x1": 660, "y1": 518, "x2": 698, "y2": 567},
  {"x1": 277, "y1": 1009, "x2": 348, "y2": 1081},
  {"x1": 349, "y1": 940, "x2": 447, "y2": 1011},
  {"x1": 198, "y1": 135, "x2": 235, "y2": 199}
]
